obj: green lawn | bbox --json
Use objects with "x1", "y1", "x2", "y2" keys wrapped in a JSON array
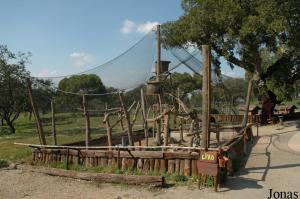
[{"x1": 0, "y1": 112, "x2": 145, "y2": 162}]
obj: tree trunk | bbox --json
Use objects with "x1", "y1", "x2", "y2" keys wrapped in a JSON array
[
  {"x1": 5, "y1": 119, "x2": 15, "y2": 133},
  {"x1": 29, "y1": 111, "x2": 32, "y2": 121},
  {"x1": 241, "y1": 78, "x2": 254, "y2": 127}
]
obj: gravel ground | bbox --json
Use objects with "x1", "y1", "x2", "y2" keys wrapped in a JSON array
[{"x1": 1, "y1": 120, "x2": 300, "y2": 199}]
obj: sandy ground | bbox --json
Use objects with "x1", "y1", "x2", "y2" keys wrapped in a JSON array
[{"x1": 1, "y1": 119, "x2": 300, "y2": 199}]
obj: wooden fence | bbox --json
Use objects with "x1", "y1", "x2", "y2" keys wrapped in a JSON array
[
  {"x1": 32, "y1": 148, "x2": 201, "y2": 176},
  {"x1": 212, "y1": 114, "x2": 261, "y2": 124},
  {"x1": 30, "y1": 125, "x2": 254, "y2": 178}
]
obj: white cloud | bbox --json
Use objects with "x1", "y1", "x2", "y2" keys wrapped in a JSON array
[
  {"x1": 136, "y1": 21, "x2": 159, "y2": 34},
  {"x1": 121, "y1": 19, "x2": 136, "y2": 34},
  {"x1": 70, "y1": 52, "x2": 94, "y2": 67},
  {"x1": 121, "y1": 19, "x2": 159, "y2": 34},
  {"x1": 37, "y1": 68, "x2": 59, "y2": 77}
]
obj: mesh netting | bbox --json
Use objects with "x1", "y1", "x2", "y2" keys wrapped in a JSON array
[{"x1": 29, "y1": 28, "x2": 249, "y2": 147}]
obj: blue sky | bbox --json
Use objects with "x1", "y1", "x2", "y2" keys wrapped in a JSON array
[{"x1": 0, "y1": 0, "x2": 244, "y2": 79}]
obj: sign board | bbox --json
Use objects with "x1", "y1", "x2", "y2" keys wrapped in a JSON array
[{"x1": 199, "y1": 151, "x2": 218, "y2": 164}]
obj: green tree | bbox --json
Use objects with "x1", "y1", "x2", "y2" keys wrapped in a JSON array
[
  {"x1": 166, "y1": 72, "x2": 201, "y2": 94},
  {"x1": 0, "y1": 45, "x2": 31, "y2": 133},
  {"x1": 162, "y1": 0, "x2": 300, "y2": 80},
  {"x1": 56, "y1": 74, "x2": 107, "y2": 111},
  {"x1": 162, "y1": 0, "x2": 300, "y2": 125}
]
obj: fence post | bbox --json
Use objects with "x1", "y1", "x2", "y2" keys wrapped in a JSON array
[
  {"x1": 26, "y1": 78, "x2": 46, "y2": 145},
  {"x1": 83, "y1": 95, "x2": 91, "y2": 149},
  {"x1": 51, "y1": 100, "x2": 57, "y2": 145}
]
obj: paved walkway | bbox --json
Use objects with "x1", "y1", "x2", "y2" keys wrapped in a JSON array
[
  {"x1": 221, "y1": 120, "x2": 300, "y2": 198},
  {"x1": 0, "y1": 120, "x2": 300, "y2": 199}
]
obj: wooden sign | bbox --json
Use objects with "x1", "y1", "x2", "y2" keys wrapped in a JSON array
[
  {"x1": 199, "y1": 151, "x2": 218, "y2": 164},
  {"x1": 197, "y1": 150, "x2": 220, "y2": 191}
]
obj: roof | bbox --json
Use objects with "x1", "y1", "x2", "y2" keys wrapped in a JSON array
[
  {"x1": 239, "y1": 105, "x2": 261, "y2": 112},
  {"x1": 276, "y1": 105, "x2": 297, "y2": 110}
]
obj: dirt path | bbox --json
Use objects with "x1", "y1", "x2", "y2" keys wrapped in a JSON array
[{"x1": 1, "y1": 120, "x2": 300, "y2": 199}]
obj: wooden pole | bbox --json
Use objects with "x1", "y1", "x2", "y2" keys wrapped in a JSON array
[
  {"x1": 155, "y1": 24, "x2": 162, "y2": 146},
  {"x1": 51, "y1": 100, "x2": 57, "y2": 145},
  {"x1": 119, "y1": 112, "x2": 125, "y2": 130},
  {"x1": 104, "y1": 115, "x2": 112, "y2": 150},
  {"x1": 163, "y1": 112, "x2": 170, "y2": 148},
  {"x1": 156, "y1": 24, "x2": 161, "y2": 82},
  {"x1": 241, "y1": 79, "x2": 254, "y2": 127},
  {"x1": 83, "y1": 95, "x2": 91, "y2": 149},
  {"x1": 26, "y1": 78, "x2": 46, "y2": 145},
  {"x1": 152, "y1": 107, "x2": 156, "y2": 138},
  {"x1": 17, "y1": 165, "x2": 165, "y2": 186},
  {"x1": 178, "y1": 88, "x2": 184, "y2": 142},
  {"x1": 200, "y1": 45, "x2": 211, "y2": 149},
  {"x1": 141, "y1": 88, "x2": 148, "y2": 146},
  {"x1": 207, "y1": 45, "x2": 212, "y2": 148},
  {"x1": 118, "y1": 92, "x2": 134, "y2": 146},
  {"x1": 155, "y1": 116, "x2": 162, "y2": 145}
]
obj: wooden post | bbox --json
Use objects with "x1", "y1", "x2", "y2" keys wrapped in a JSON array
[
  {"x1": 66, "y1": 149, "x2": 70, "y2": 170},
  {"x1": 200, "y1": 45, "x2": 211, "y2": 149},
  {"x1": 156, "y1": 24, "x2": 161, "y2": 82},
  {"x1": 118, "y1": 92, "x2": 134, "y2": 146},
  {"x1": 152, "y1": 107, "x2": 156, "y2": 138},
  {"x1": 26, "y1": 78, "x2": 46, "y2": 145},
  {"x1": 141, "y1": 88, "x2": 148, "y2": 146},
  {"x1": 83, "y1": 95, "x2": 91, "y2": 149},
  {"x1": 163, "y1": 112, "x2": 170, "y2": 148},
  {"x1": 155, "y1": 118, "x2": 162, "y2": 145},
  {"x1": 156, "y1": 24, "x2": 163, "y2": 146},
  {"x1": 119, "y1": 112, "x2": 125, "y2": 130},
  {"x1": 178, "y1": 88, "x2": 184, "y2": 142},
  {"x1": 104, "y1": 114, "x2": 112, "y2": 150},
  {"x1": 241, "y1": 79, "x2": 254, "y2": 127},
  {"x1": 51, "y1": 100, "x2": 57, "y2": 145},
  {"x1": 256, "y1": 116, "x2": 259, "y2": 137}
]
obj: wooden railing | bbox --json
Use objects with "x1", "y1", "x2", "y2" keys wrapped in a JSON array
[
  {"x1": 212, "y1": 114, "x2": 261, "y2": 124},
  {"x1": 32, "y1": 148, "x2": 201, "y2": 176},
  {"x1": 18, "y1": 125, "x2": 255, "y2": 180}
]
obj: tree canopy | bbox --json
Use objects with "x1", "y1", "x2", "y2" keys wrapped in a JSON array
[
  {"x1": 58, "y1": 74, "x2": 106, "y2": 94},
  {"x1": 56, "y1": 74, "x2": 107, "y2": 111},
  {"x1": 162, "y1": 0, "x2": 300, "y2": 87}
]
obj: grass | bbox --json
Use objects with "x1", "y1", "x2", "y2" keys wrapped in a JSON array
[
  {"x1": 0, "y1": 111, "x2": 143, "y2": 162},
  {"x1": 0, "y1": 107, "x2": 176, "y2": 163},
  {"x1": 46, "y1": 161, "x2": 201, "y2": 185},
  {"x1": 0, "y1": 159, "x2": 9, "y2": 168},
  {"x1": 45, "y1": 161, "x2": 216, "y2": 188}
]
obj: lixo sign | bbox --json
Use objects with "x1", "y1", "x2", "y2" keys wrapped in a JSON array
[
  {"x1": 199, "y1": 151, "x2": 218, "y2": 164},
  {"x1": 201, "y1": 153, "x2": 215, "y2": 161},
  {"x1": 197, "y1": 150, "x2": 220, "y2": 192}
]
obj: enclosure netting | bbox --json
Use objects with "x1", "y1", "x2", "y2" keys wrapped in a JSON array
[{"x1": 31, "y1": 29, "x2": 247, "y2": 146}]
